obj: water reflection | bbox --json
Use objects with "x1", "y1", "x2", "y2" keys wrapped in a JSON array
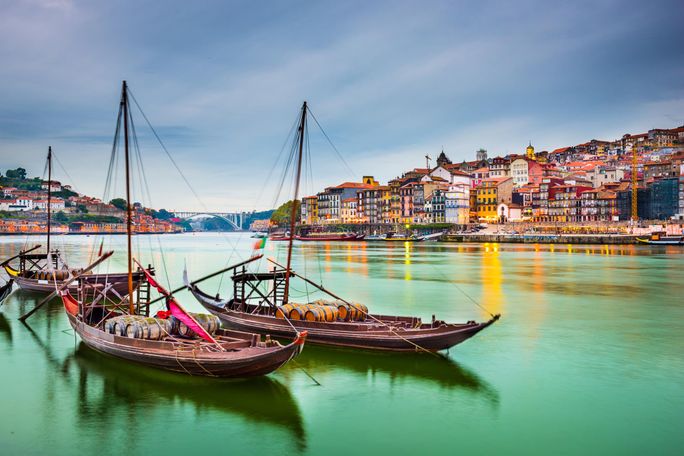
[
  {"x1": 480, "y1": 244, "x2": 503, "y2": 318},
  {"x1": 297, "y1": 346, "x2": 499, "y2": 406},
  {"x1": 23, "y1": 318, "x2": 307, "y2": 452},
  {"x1": 0, "y1": 312, "x2": 12, "y2": 344}
]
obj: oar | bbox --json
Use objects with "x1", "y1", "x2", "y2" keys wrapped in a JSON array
[
  {"x1": 146, "y1": 254, "x2": 263, "y2": 306},
  {"x1": 0, "y1": 245, "x2": 42, "y2": 266},
  {"x1": 18, "y1": 251, "x2": 114, "y2": 322}
]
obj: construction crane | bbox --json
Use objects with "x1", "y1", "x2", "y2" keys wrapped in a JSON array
[{"x1": 631, "y1": 143, "x2": 638, "y2": 222}]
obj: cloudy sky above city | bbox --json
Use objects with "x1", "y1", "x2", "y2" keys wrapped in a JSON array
[{"x1": 1, "y1": 0, "x2": 682, "y2": 211}]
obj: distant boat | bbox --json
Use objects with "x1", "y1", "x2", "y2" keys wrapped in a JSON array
[
  {"x1": 0, "y1": 148, "x2": 142, "y2": 295},
  {"x1": 364, "y1": 233, "x2": 387, "y2": 241},
  {"x1": 383, "y1": 232, "x2": 419, "y2": 242},
  {"x1": 295, "y1": 232, "x2": 363, "y2": 241},
  {"x1": 416, "y1": 231, "x2": 446, "y2": 242},
  {"x1": 637, "y1": 232, "x2": 684, "y2": 245},
  {"x1": 250, "y1": 232, "x2": 268, "y2": 239}
]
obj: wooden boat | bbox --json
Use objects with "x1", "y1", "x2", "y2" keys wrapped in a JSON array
[
  {"x1": 2, "y1": 250, "x2": 141, "y2": 294},
  {"x1": 0, "y1": 279, "x2": 13, "y2": 305},
  {"x1": 56, "y1": 81, "x2": 306, "y2": 378},
  {"x1": 637, "y1": 232, "x2": 684, "y2": 245},
  {"x1": 295, "y1": 232, "x2": 363, "y2": 241},
  {"x1": 63, "y1": 296, "x2": 306, "y2": 377},
  {"x1": 188, "y1": 102, "x2": 499, "y2": 353},
  {"x1": 383, "y1": 232, "x2": 419, "y2": 242},
  {"x1": 364, "y1": 233, "x2": 388, "y2": 241},
  {"x1": 0, "y1": 148, "x2": 142, "y2": 294}
]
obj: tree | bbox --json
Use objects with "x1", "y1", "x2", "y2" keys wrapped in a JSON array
[
  {"x1": 151, "y1": 208, "x2": 174, "y2": 220},
  {"x1": 270, "y1": 200, "x2": 301, "y2": 226},
  {"x1": 54, "y1": 211, "x2": 68, "y2": 223},
  {"x1": 76, "y1": 204, "x2": 88, "y2": 214},
  {"x1": 5, "y1": 168, "x2": 27, "y2": 180},
  {"x1": 109, "y1": 198, "x2": 127, "y2": 211}
]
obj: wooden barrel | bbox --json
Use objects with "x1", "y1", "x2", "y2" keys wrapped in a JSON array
[
  {"x1": 304, "y1": 306, "x2": 324, "y2": 322},
  {"x1": 104, "y1": 319, "x2": 117, "y2": 334},
  {"x1": 175, "y1": 313, "x2": 220, "y2": 338},
  {"x1": 337, "y1": 303, "x2": 350, "y2": 321},
  {"x1": 276, "y1": 303, "x2": 297, "y2": 319},
  {"x1": 351, "y1": 302, "x2": 368, "y2": 321},
  {"x1": 289, "y1": 306, "x2": 307, "y2": 320},
  {"x1": 316, "y1": 305, "x2": 337, "y2": 322}
]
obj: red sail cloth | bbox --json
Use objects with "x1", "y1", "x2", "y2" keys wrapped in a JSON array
[{"x1": 139, "y1": 266, "x2": 220, "y2": 346}]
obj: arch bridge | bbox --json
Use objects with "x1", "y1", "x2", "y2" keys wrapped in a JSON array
[{"x1": 174, "y1": 211, "x2": 245, "y2": 231}]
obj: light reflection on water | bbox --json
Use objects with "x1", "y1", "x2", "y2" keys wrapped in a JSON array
[{"x1": 0, "y1": 233, "x2": 683, "y2": 455}]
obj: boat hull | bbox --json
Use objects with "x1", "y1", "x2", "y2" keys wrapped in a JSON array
[
  {"x1": 637, "y1": 237, "x2": 684, "y2": 245},
  {"x1": 66, "y1": 313, "x2": 304, "y2": 377},
  {"x1": 12, "y1": 271, "x2": 143, "y2": 294},
  {"x1": 191, "y1": 287, "x2": 497, "y2": 352}
]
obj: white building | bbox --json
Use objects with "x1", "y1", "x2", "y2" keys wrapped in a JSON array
[
  {"x1": 33, "y1": 198, "x2": 66, "y2": 211},
  {"x1": 445, "y1": 183, "x2": 470, "y2": 224},
  {"x1": 510, "y1": 158, "x2": 529, "y2": 187},
  {"x1": 0, "y1": 199, "x2": 31, "y2": 212},
  {"x1": 586, "y1": 167, "x2": 625, "y2": 188}
]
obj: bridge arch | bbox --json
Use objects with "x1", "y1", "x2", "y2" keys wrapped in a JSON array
[{"x1": 184, "y1": 213, "x2": 242, "y2": 231}]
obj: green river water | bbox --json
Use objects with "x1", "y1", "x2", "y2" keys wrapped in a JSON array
[{"x1": 0, "y1": 233, "x2": 682, "y2": 455}]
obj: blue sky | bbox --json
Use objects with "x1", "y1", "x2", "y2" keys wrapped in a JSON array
[{"x1": 1, "y1": 0, "x2": 682, "y2": 211}]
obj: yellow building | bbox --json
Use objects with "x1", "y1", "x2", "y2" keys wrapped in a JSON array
[
  {"x1": 476, "y1": 177, "x2": 513, "y2": 221},
  {"x1": 526, "y1": 142, "x2": 535, "y2": 160},
  {"x1": 302, "y1": 196, "x2": 318, "y2": 225}
]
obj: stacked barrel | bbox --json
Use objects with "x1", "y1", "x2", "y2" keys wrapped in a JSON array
[
  {"x1": 104, "y1": 312, "x2": 220, "y2": 340},
  {"x1": 275, "y1": 299, "x2": 368, "y2": 322}
]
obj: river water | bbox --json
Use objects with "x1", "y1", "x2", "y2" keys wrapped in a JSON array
[{"x1": 0, "y1": 233, "x2": 682, "y2": 455}]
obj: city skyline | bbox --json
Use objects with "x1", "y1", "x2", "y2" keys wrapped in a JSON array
[{"x1": 1, "y1": 0, "x2": 683, "y2": 211}]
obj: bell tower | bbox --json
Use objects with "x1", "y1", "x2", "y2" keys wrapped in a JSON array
[{"x1": 526, "y1": 141, "x2": 535, "y2": 160}]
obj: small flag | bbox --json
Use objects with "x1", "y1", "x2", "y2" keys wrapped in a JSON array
[{"x1": 253, "y1": 238, "x2": 267, "y2": 250}]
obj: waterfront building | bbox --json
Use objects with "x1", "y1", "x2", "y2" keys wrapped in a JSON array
[
  {"x1": 301, "y1": 196, "x2": 318, "y2": 225},
  {"x1": 400, "y1": 182, "x2": 416, "y2": 223},
  {"x1": 496, "y1": 202, "x2": 523, "y2": 222},
  {"x1": 445, "y1": 183, "x2": 470, "y2": 224},
  {"x1": 476, "y1": 177, "x2": 513, "y2": 221},
  {"x1": 340, "y1": 197, "x2": 357, "y2": 223},
  {"x1": 648, "y1": 177, "x2": 679, "y2": 219},
  {"x1": 425, "y1": 188, "x2": 446, "y2": 223},
  {"x1": 547, "y1": 183, "x2": 593, "y2": 222},
  {"x1": 579, "y1": 188, "x2": 619, "y2": 222},
  {"x1": 387, "y1": 177, "x2": 406, "y2": 224}
]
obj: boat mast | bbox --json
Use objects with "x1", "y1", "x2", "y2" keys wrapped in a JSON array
[
  {"x1": 121, "y1": 81, "x2": 134, "y2": 313},
  {"x1": 283, "y1": 101, "x2": 306, "y2": 305},
  {"x1": 46, "y1": 146, "x2": 52, "y2": 256}
]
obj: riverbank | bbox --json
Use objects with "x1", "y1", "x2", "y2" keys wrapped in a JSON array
[{"x1": 442, "y1": 233, "x2": 641, "y2": 244}]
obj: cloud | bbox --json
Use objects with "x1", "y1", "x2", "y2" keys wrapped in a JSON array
[{"x1": 0, "y1": 0, "x2": 682, "y2": 210}]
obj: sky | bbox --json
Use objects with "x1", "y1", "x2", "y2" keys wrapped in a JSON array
[{"x1": 0, "y1": 0, "x2": 683, "y2": 211}]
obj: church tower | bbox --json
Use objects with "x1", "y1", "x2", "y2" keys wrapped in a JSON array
[
  {"x1": 436, "y1": 150, "x2": 451, "y2": 167},
  {"x1": 476, "y1": 148, "x2": 487, "y2": 162},
  {"x1": 526, "y1": 142, "x2": 535, "y2": 160}
]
